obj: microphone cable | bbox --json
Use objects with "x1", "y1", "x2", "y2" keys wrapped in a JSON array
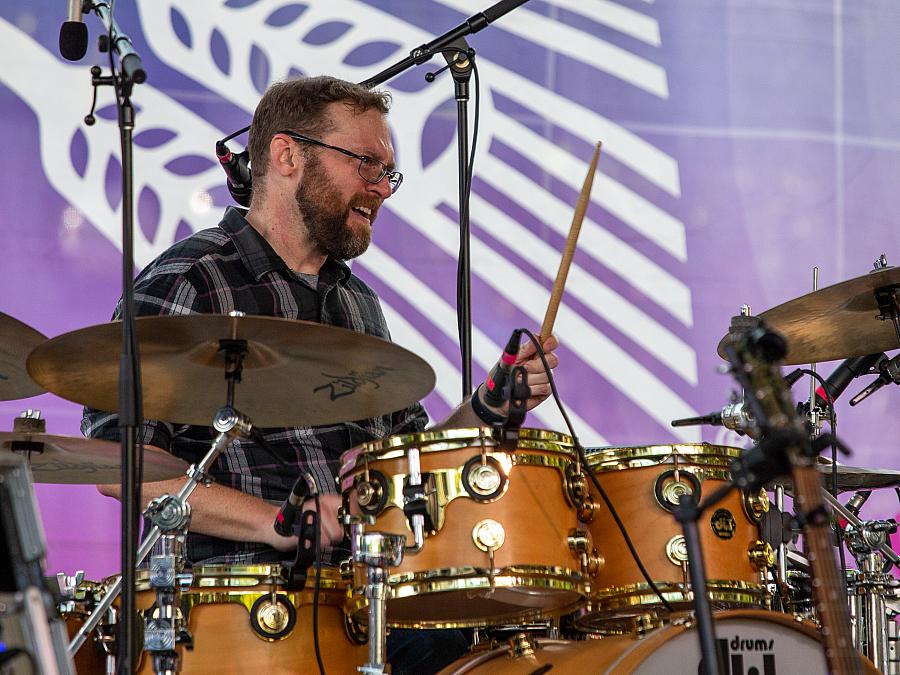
[{"x1": 516, "y1": 328, "x2": 675, "y2": 614}]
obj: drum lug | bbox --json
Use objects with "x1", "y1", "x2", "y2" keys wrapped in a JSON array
[
  {"x1": 508, "y1": 632, "x2": 536, "y2": 658},
  {"x1": 356, "y1": 469, "x2": 389, "y2": 516},
  {"x1": 344, "y1": 611, "x2": 368, "y2": 646},
  {"x1": 568, "y1": 529, "x2": 603, "y2": 576},
  {"x1": 654, "y1": 470, "x2": 701, "y2": 513},
  {"x1": 742, "y1": 486, "x2": 770, "y2": 523},
  {"x1": 564, "y1": 465, "x2": 594, "y2": 522},
  {"x1": 249, "y1": 593, "x2": 297, "y2": 641},
  {"x1": 462, "y1": 455, "x2": 508, "y2": 501},
  {"x1": 748, "y1": 540, "x2": 775, "y2": 571}
]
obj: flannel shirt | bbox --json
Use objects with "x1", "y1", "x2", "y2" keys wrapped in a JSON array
[{"x1": 82, "y1": 207, "x2": 428, "y2": 564}]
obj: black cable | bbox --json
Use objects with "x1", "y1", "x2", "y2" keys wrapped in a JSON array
[
  {"x1": 250, "y1": 430, "x2": 294, "y2": 470},
  {"x1": 312, "y1": 491, "x2": 325, "y2": 675},
  {"x1": 517, "y1": 328, "x2": 675, "y2": 613},
  {"x1": 788, "y1": 368, "x2": 847, "y2": 591}
]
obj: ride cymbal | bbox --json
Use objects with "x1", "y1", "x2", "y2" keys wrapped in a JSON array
[
  {"x1": 718, "y1": 265, "x2": 900, "y2": 365},
  {"x1": 0, "y1": 432, "x2": 187, "y2": 484},
  {"x1": 27, "y1": 314, "x2": 436, "y2": 427},
  {"x1": 0, "y1": 311, "x2": 46, "y2": 400}
]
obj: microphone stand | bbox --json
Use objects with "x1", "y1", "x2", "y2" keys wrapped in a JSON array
[
  {"x1": 82, "y1": 3, "x2": 147, "y2": 672},
  {"x1": 360, "y1": 0, "x2": 531, "y2": 398}
]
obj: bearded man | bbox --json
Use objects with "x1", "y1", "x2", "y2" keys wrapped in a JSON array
[{"x1": 83, "y1": 75, "x2": 560, "y2": 673}]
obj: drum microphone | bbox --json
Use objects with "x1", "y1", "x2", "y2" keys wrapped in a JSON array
[
  {"x1": 849, "y1": 353, "x2": 900, "y2": 406},
  {"x1": 482, "y1": 329, "x2": 523, "y2": 407},
  {"x1": 215, "y1": 142, "x2": 252, "y2": 207},
  {"x1": 59, "y1": 0, "x2": 89, "y2": 61},
  {"x1": 274, "y1": 472, "x2": 318, "y2": 537},
  {"x1": 671, "y1": 401, "x2": 756, "y2": 437},
  {"x1": 808, "y1": 353, "x2": 886, "y2": 407}
]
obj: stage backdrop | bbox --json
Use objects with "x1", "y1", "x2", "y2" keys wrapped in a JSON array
[{"x1": 1, "y1": 0, "x2": 899, "y2": 578}]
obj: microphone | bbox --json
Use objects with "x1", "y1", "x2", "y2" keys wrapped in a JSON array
[
  {"x1": 812, "y1": 353, "x2": 885, "y2": 407},
  {"x1": 59, "y1": 0, "x2": 89, "y2": 61},
  {"x1": 849, "y1": 353, "x2": 900, "y2": 406},
  {"x1": 274, "y1": 472, "x2": 317, "y2": 537},
  {"x1": 671, "y1": 401, "x2": 756, "y2": 437},
  {"x1": 482, "y1": 329, "x2": 522, "y2": 407},
  {"x1": 215, "y1": 142, "x2": 252, "y2": 207}
]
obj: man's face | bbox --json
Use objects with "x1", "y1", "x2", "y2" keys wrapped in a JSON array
[{"x1": 294, "y1": 104, "x2": 395, "y2": 261}]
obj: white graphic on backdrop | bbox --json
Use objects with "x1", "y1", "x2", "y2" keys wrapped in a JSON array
[
  {"x1": 1, "y1": 0, "x2": 700, "y2": 443},
  {"x1": 133, "y1": 0, "x2": 700, "y2": 441}
]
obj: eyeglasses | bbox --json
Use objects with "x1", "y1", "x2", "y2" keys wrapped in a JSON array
[{"x1": 278, "y1": 130, "x2": 403, "y2": 193}]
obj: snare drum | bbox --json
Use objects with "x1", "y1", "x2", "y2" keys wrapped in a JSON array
[
  {"x1": 578, "y1": 444, "x2": 771, "y2": 630},
  {"x1": 67, "y1": 565, "x2": 366, "y2": 674},
  {"x1": 340, "y1": 427, "x2": 589, "y2": 628},
  {"x1": 438, "y1": 610, "x2": 878, "y2": 673}
]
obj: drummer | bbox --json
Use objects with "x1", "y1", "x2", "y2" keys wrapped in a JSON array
[{"x1": 82, "y1": 75, "x2": 560, "y2": 673}]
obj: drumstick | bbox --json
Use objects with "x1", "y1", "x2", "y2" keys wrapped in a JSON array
[{"x1": 540, "y1": 141, "x2": 603, "y2": 343}]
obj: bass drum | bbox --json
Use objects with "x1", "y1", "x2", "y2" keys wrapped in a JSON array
[{"x1": 438, "y1": 610, "x2": 879, "y2": 674}]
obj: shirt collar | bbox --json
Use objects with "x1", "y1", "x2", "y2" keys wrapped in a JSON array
[{"x1": 221, "y1": 207, "x2": 352, "y2": 286}]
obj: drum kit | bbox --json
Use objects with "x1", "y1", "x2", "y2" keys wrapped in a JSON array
[{"x1": 0, "y1": 262, "x2": 898, "y2": 674}]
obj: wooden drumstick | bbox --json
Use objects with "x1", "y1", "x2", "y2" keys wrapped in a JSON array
[{"x1": 540, "y1": 141, "x2": 603, "y2": 343}]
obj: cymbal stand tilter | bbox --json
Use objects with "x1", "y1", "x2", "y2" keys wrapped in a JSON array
[
  {"x1": 823, "y1": 492, "x2": 900, "y2": 673},
  {"x1": 68, "y1": 338, "x2": 255, "y2": 675}
]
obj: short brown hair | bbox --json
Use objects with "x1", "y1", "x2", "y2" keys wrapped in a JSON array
[{"x1": 248, "y1": 76, "x2": 391, "y2": 189}]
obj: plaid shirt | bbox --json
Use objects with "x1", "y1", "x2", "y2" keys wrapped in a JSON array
[{"x1": 82, "y1": 208, "x2": 428, "y2": 564}]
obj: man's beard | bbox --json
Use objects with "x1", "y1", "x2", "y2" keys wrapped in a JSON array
[{"x1": 294, "y1": 153, "x2": 374, "y2": 261}]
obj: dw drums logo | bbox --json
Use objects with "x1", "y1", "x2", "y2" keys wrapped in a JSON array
[{"x1": 701, "y1": 635, "x2": 778, "y2": 675}]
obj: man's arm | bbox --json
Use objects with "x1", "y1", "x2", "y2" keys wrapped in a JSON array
[
  {"x1": 97, "y1": 477, "x2": 344, "y2": 549},
  {"x1": 434, "y1": 334, "x2": 560, "y2": 430}
]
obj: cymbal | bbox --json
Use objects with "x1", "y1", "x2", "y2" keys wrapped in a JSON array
[
  {"x1": 0, "y1": 432, "x2": 187, "y2": 484},
  {"x1": 27, "y1": 314, "x2": 436, "y2": 427},
  {"x1": 769, "y1": 461, "x2": 900, "y2": 493},
  {"x1": 718, "y1": 265, "x2": 900, "y2": 365},
  {"x1": 0, "y1": 312, "x2": 46, "y2": 400}
]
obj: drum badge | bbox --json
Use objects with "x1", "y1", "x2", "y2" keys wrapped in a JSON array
[{"x1": 710, "y1": 509, "x2": 736, "y2": 540}]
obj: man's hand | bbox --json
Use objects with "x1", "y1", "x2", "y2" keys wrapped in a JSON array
[
  {"x1": 270, "y1": 493, "x2": 345, "y2": 552},
  {"x1": 514, "y1": 333, "x2": 560, "y2": 410}
]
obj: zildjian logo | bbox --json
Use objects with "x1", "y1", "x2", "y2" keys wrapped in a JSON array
[{"x1": 313, "y1": 366, "x2": 396, "y2": 401}]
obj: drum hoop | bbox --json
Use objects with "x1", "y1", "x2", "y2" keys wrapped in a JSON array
[
  {"x1": 340, "y1": 427, "x2": 576, "y2": 469},
  {"x1": 587, "y1": 579, "x2": 769, "y2": 612},
  {"x1": 584, "y1": 443, "x2": 743, "y2": 472},
  {"x1": 102, "y1": 564, "x2": 348, "y2": 592}
]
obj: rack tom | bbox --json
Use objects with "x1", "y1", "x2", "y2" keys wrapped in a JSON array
[
  {"x1": 577, "y1": 443, "x2": 771, "y2": 630},
  {"x1": 340, "y1": 427, "x2": 590, "y2": 628}
]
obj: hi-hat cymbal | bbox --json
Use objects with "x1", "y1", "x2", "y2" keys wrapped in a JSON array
[
  {"x1": 0, "y1": 312, "x2": 47, "y2": 400},
  {"x1": 718, "y1": 265, "x2": 900, "y2": 365},
  {"x1": 27, "y1": 314, "x2": 436, "y2": 427},
  {"x1": 769, "y1": 461, "x2": 900, "y2": 493},
  {"x1": 0, "y1": 432, "x2": 187, "y2": 484}
]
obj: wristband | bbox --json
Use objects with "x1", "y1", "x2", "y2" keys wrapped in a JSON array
[{"x1": 472, "y1": 384, "x2": 507, "y2": 425}]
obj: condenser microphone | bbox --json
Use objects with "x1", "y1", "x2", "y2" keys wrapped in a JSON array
[
  {"x1": 59, "y1": 0, "x2": 88, "y2": 61},
  {"x1": 216, "y1": 142, "x2": 252, "y2": 207}
]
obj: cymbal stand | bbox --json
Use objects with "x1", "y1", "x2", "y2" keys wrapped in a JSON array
[
  {"x1": 347, "y1": 516, "x2": 406, "y2": 675},
  {"x1": 823, "y1": 491, "x2": 900, "y2": 672},
  {"x1": 67, "y1": 407, "x2": 252, "y2": 658}
]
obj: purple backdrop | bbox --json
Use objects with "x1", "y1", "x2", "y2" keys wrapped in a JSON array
[{"x1": 1, "y1": 0, "x2": 898, "y2": 580}]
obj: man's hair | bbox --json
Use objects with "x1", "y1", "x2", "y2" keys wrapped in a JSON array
[{"x1": 247, "y1": 75, "x2": 391, "y2": 190}]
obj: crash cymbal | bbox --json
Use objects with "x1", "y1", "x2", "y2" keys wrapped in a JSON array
[
  {"x1": 718, "y1": 265, "x2": 900, "y2": 365},
  {"x1": 769, "y1": 461, "x2": 900, "y2": 493},
  {"x1": 0, "y1": 432, "x2": 187, "y2": 484},
  {"x1": 27, "y1": 314, "x2": 436, "y2": 428},
  {"x1": 0, "y1": 311, "x2": 46, "y2": 400}
]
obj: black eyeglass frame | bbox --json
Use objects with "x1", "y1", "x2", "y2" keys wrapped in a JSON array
[{"x1": 277, "y1": 129, "x2": 403, "y2": 192}]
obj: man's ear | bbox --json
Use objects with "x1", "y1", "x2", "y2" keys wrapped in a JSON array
[{"x1": 269, "y1": 133, "x2": 301, "y2": 178}]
